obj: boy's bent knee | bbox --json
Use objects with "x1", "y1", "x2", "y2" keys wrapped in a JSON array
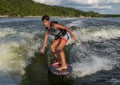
[
  {"x1": 49, "y1": 45, "x2": 54, "y2": 50},
  {"x1": 49, "y1": 45, "x2": 57, "y2": 54},
  {"x1": 56, "y1": 47, "x2": 62, "y2": 53}
]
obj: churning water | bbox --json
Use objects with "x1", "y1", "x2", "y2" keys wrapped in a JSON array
[{"x1": 0, "y1": 17, "x2": 120, "y2": 85}]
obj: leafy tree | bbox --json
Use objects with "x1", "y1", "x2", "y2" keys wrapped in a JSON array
[{"x1": 0, "y1": 0, "x2": 103, "y2": 17}]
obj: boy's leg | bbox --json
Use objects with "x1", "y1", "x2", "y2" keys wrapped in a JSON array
[
  {"x1": 56, "y1": 38, "x2": 67, "y2": 70},
  {"x1": 49, "y1": 39, "x2": 60, "y2": 63}
]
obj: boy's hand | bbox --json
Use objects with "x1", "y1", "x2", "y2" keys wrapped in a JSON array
[
  {"x1": 71, "y1": 35, "x2": 76, "y2": 41},
  {"x1": 40, "y1": 47, "x2": 45, "y2": 54}
]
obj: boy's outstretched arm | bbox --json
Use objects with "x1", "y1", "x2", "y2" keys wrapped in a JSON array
[{"x1": 40, "y1": 31, "x2": 48, "y2": 54}]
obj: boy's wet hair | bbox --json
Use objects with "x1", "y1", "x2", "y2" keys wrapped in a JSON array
[{"x1": 42, "y1": 15, "x2": 50, "y2": 21}]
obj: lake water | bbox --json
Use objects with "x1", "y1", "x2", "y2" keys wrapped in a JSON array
[{"x1": 0, "y1": 17, "x2": 120, "y2": 85}]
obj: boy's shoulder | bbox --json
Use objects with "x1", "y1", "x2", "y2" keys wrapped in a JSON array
[{"x1": 51, "y1": 21, "x2": 58, "y2": 24}]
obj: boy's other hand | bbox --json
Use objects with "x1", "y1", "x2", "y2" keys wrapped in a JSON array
[{"x1": 40, "y1": 48, "x2": 45, "y2": 54}]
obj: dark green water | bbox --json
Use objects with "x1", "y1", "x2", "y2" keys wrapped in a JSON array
[
  {"x1": 22, "y1": 44, "x2": 74, "y2": 85},
  {"x1": 22, "y1": 53, "x2": 49, "y2": 85}
]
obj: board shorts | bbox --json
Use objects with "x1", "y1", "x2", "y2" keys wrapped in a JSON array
[{"x1": 54, "y1": 32, "x2": 70, "y2": 44}]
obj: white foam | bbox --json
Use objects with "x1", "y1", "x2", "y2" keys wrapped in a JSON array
[
  {"x1": 68, "y1": 26, "x2": 120, "y2": 78},
  {"x1": 0, "y1": 30, "x2": 41, "y2": 85},
  {"x1": 66, "y1": 26, "x2": 120, "y2": 46},
  {"x1": 73, "y1": 26, "x2": 120, "y2": 42},
  {"x1": 70, "y1": 56, "x2": 116, "y2": 78},
  {"x1": 66, "y1": 19, "x2": 84, "y2": 28},
  {"x1": 0, "y1": 28, "x2": 16, "y2": 38}
]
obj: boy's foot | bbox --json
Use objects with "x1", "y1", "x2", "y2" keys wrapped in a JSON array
[
  {"x1": 56, "y1": 65, "x2": 67, "y2": 71},
  {"x1": 51, "y1": 60, "x2": 60, "y2": 66}
]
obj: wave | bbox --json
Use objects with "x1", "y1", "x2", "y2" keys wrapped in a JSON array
[
  {"x1": 0, "y1": 28, "x2": 42, "y2": 85},
  {"x1": 70, "y1": 56, "x2": 115, "y2": 77},
  {"x1": 0, "y1": 28, "x2": 17, "y2": 38},
  {"x1": 68, "y1": 25, "x2": 120, "y2": 78}
]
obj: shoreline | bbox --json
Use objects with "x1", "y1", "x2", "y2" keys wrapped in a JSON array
[
  {"x1": 0, "y1": 15, "x2": 9, "y2": 17},
  {"x1": 0, "y1": 15, "x2": 92, "y2": 18},
  {"x1": 0, "y1": 15, "x2": 120, "y2": 18}
]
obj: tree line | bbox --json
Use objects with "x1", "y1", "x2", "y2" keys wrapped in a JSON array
[
  {"x1": 0, "y1": 0, "x2": 119, "y2": 17},
  {"x1": 0, "y1": 0, "x2": 102, "y2": 17}
]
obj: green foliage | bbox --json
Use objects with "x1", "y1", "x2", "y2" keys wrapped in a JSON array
[
  {"x1": 102, "y1": 14, "x2": 120, "y2": 18},
  {"x1": 0, "y1": 0, "x2": 102, "y2": 17}
]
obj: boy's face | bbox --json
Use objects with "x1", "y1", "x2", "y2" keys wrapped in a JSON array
[{"x1": 42, "y1": 19, "x2": 50, "y2": 27}]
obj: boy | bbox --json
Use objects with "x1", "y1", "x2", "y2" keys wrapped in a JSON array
[{"x1": 40, "y1": 15, "x2": 76, "y2": 70}]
